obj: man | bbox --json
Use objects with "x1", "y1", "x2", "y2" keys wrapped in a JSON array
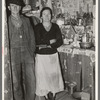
[{"x1": 7, "y1": 0, "x2": 36, "y2": 100}]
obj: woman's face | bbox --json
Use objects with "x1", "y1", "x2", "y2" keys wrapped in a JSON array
[
  {"x1": 9, "y1": 3, "x2": 21, "y2": 15},
  {"x1": 42, "y1": 9, "x2": 52, "y2": 22}
]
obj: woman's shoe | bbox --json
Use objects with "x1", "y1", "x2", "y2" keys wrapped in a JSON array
[{"x1": 47, "y1": 92, "x2": 55, "y2": 100}]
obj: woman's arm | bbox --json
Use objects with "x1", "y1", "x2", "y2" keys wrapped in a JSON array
[{"x1": 50, "y1": 24, "x2": 63, "y2": 49}]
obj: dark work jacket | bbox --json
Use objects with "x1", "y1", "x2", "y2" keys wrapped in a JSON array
[
  {"x1": 34, "y1": 23, "x2": 63, "y2": 54},
  {"x1": 8, "y1": 15, "x2": 36, "y2": 57}
]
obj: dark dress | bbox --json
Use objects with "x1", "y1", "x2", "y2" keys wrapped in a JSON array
[
  {"x1": 34, "y1": 23, "x2": 64, "y2": 96},
  {"x1": 34, "y1": 23, "x2": 63, "y2": 54}
]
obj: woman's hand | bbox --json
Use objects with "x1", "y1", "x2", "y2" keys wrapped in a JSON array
[
  {"x1": 36, "y1": 45, "x2": 46, "y2": 50},
  {"x1": 50, "y1": 39, "x2": 56, "y2": 44},
  {"x1": 47, "y1": 45, "x2": 51, "y2": 48},
  {"x1": 37, "y1": 45, "x2": 51, "y2": 50}
]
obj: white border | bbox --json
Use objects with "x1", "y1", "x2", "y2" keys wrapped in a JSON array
[
  {"x1": 2, "y1": 0, "x2": 98, "y2": 100},
  {"x1": 95, "y1": 0, "x2": 98, "y2": 100},
  {"x1": 2, "y1": 0, "x2": 5, "y2": 99}
]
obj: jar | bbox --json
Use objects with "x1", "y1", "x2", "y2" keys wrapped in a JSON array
[{"x1": 82, "y1": 33, "x2": 89, "y2": 42}]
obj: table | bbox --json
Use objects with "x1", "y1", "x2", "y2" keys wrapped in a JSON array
[{"x1": 58, "y1": 45, "x2": 95, "y2": 100}]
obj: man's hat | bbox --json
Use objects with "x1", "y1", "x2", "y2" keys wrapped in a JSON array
[{"x1": 7, "y1": 0, "x2": 25, "y2": 7}]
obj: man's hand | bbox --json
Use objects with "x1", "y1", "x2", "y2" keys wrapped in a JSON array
[
  {"x1": 25, "y1": 11, "x2": 34, "y2": 17},
  {"x1": 22, "y1": 5, "x2": 31, "y2": 14}
]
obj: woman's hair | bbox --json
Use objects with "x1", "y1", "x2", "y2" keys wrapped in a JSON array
[{"x1": 40, "y1": 7, "x2": 53, "y2": 19}]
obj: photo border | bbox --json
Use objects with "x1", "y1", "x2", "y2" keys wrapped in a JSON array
[
  {"x1": 98, "y1": 0, "x2": 99, "y2": 100},
  {"x1": 0, "y1": 0, "x2": 2, "y2": 100},
  {"x1": 1, "y1": 0, "x2": 99, "y2": 100},
  {"x1": 95, "y1": 0, "x2": 98, "y2": 100}
]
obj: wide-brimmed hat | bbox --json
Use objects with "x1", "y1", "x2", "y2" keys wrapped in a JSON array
[{"x1": 7, "y1": 0, "x2": 25, "y2": 7}]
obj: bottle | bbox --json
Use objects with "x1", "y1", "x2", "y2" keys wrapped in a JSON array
[{"x1": 82, "y1": 33, "x2": 87, "y2": 42}]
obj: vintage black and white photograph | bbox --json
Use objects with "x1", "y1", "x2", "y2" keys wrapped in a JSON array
[{"x1": 2, "y1": 0, "x2": 97, "y2": 100}]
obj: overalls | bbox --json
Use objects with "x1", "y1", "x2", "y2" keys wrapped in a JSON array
[{"x1": 9, "y1": 16, "x2": 36, "y2": 100}]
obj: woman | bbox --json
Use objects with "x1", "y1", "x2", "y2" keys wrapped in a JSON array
[{"x1": 34, "y1": 7, "x2": 64, "y2": 100}]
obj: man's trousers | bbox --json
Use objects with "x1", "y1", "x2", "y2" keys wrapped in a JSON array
[{"x1": 10, "y1": 47, "x2": 35, "y2": 100}]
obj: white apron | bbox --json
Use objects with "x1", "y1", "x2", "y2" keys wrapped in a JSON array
[{"x1": 35, "y1": 53, "x2": 64, "y2": 96}]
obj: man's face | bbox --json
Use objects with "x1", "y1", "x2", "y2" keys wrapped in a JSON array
[{"x1": 8, "y1": 3, "x2": 21, "y2": 14}]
